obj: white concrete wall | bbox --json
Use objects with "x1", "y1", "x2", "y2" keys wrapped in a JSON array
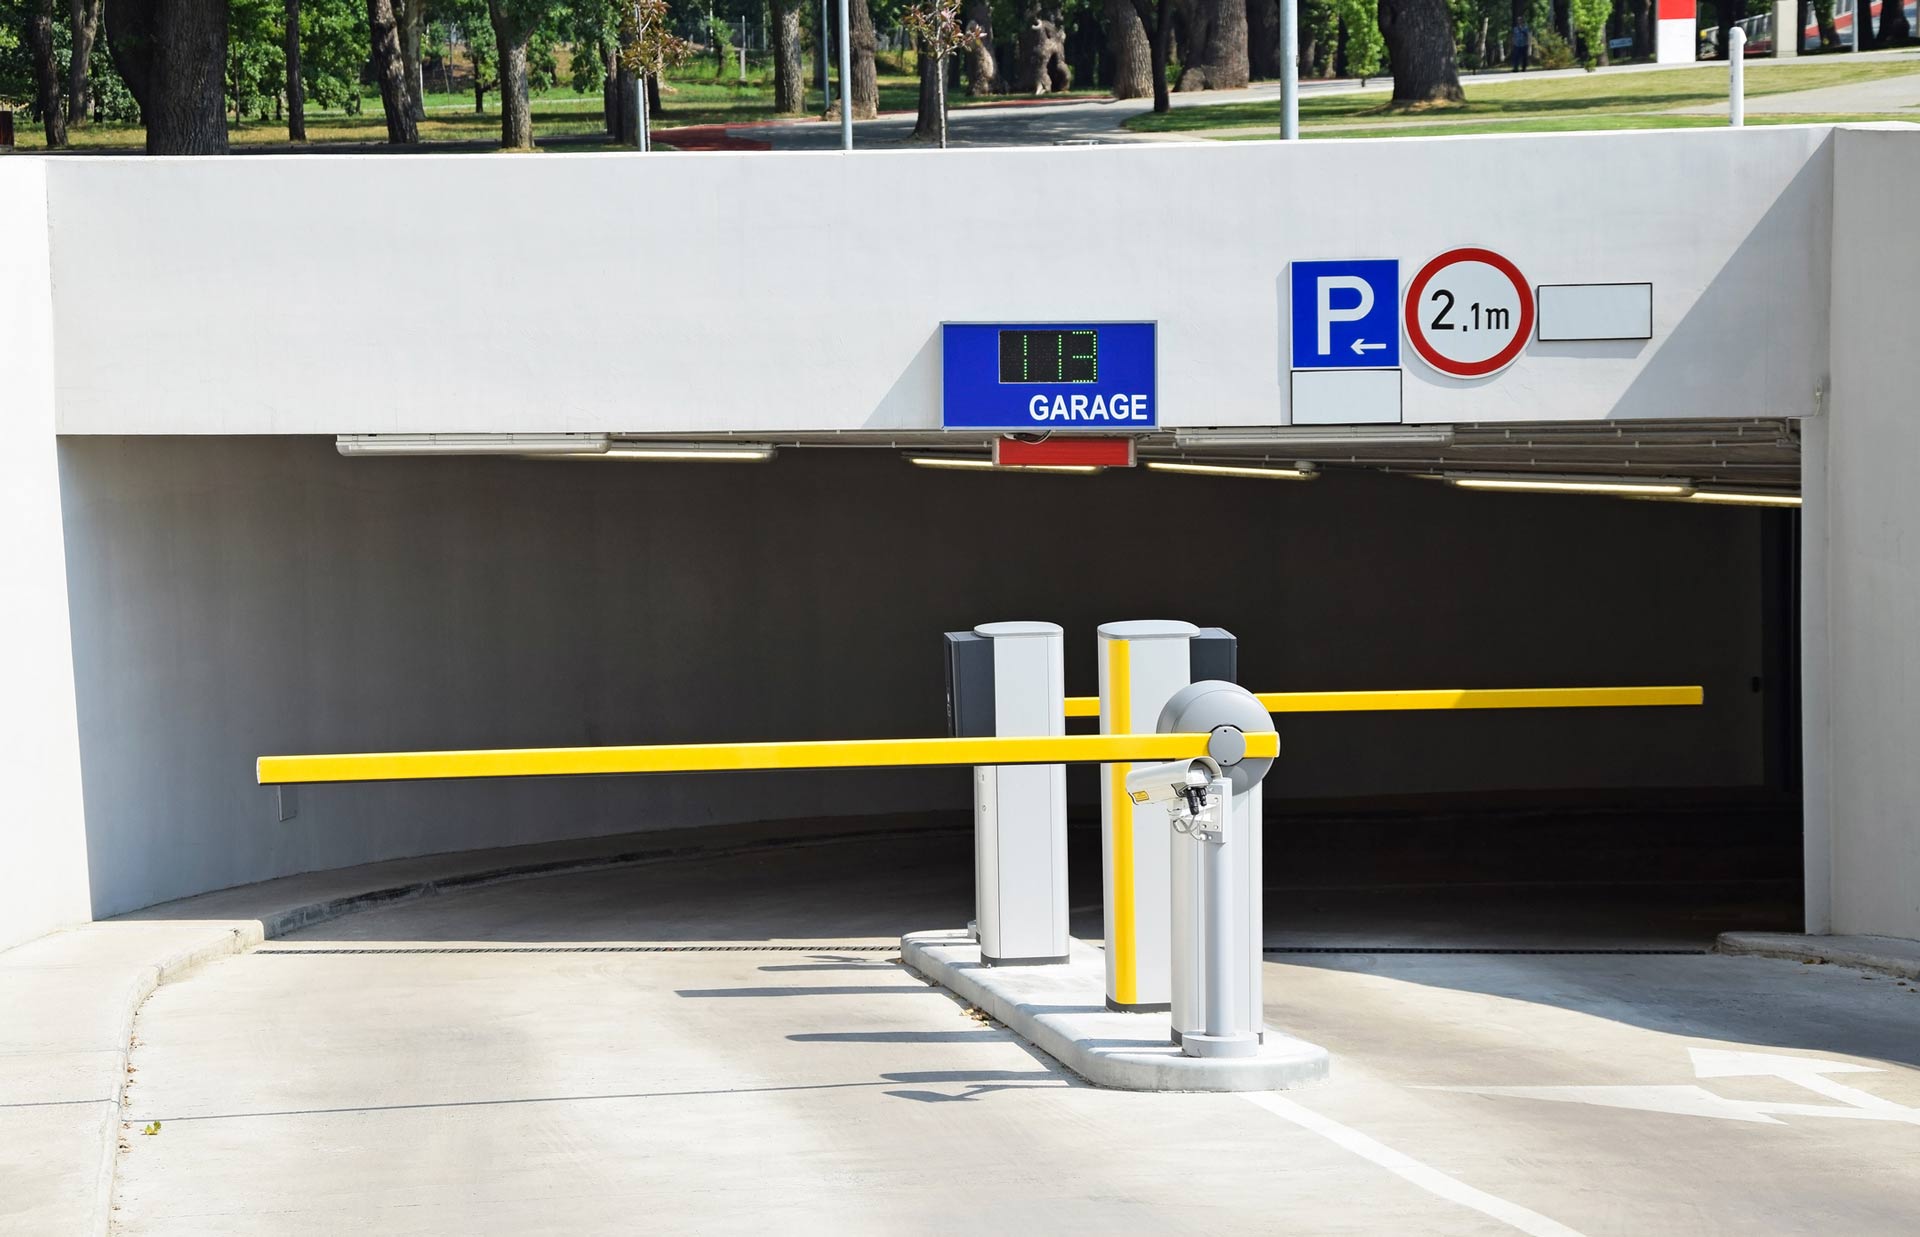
[
  {"x1": 0, "y1": 163, "x2": 92, "y2": 950},
  {"x1": 1817, "y1": 128, "x2": 1920, "y2": 939},
  {"x1": 44, "y1": 130, "x2": 1832, "y2": 435},
  {"x1": 59, "y1": 437, "x2": 1776, "y2": 918}
]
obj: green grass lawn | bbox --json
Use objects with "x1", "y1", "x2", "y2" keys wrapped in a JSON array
[{"x1": 1125, "y1": 58, "x2": 1920, "y2": 134}]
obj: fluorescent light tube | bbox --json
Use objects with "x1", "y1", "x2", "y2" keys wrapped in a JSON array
[
  {"x1": 1176, "y1": 427, "x2": 1454, "y2": 449},
  {"x1": 1686, "y1": 490, "x2": 1801, "y2": 507},
  {"x1": 1146, "y1": 461, "x2": 1317, "y2": 480},
  {"x1": 337, "y1": 433, "x2": 609, "y2": 457},
  {"x1": 907, "y1": 456, "x2": 1101, "y2": 474},
  {"x1": 587, "y1": 443, "x2": 776, "y2": 461},
  {"x1": 1444, "y1": 472, "x2": 1692, "y2": 497}
]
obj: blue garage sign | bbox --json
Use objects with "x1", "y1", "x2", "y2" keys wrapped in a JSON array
[
  {"x1": 942, "y1": 322, "x2": 1157, "y2": 430},
  {"x1": 1289, "y1": 260, "x2": 1400, "y2": 369}
]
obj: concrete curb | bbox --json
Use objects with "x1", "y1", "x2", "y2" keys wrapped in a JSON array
[
  {"x1": 902, "y1": 929, "x2": 1330, "y2": 1092},
  {"x1": 1717, "y1": 931, "x2": 1920, "y2": 980},
  {"x1": 2, "y1": 819, "x2": 952, "y2": 1237}
]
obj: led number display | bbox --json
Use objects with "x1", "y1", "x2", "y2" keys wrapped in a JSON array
[{"x1": 999, "y1": 329, "x2": 1099, "y2": 385}]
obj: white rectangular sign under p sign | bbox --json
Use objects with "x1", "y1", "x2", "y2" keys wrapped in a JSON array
[{"x1": 1536, "y1": 283, "x2": 1654, "y2": 342}]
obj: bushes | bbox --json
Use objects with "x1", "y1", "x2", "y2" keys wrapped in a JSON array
[{"x1": 1530, "y1": 27, "x2": 1576, "y2": 68}]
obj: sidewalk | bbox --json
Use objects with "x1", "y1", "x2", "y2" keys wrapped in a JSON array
[{"x1": 0, "y1": 816, "x2": 935, "y2": 1236}]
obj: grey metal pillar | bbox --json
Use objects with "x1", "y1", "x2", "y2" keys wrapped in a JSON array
[{"x1": 1280, "y1": 0, "x2": 1298, "y2": 139}]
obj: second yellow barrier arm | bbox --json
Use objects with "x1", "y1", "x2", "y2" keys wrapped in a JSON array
[{"x1": 1063, "y1": 685, "x2": 1702, "y2": 718}]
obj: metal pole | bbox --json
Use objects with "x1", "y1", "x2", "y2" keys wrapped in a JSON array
[
  {"x1": 837, "y1": 0, "x2": 853, "y2": 148},
  {"x1": 1729, "y1": 27, "x2": 1746, "y2": 125},
  {"x1": 1201, "y1": 778, "x2": 1235, "y2": 1043},
  {"x1": 1280, "y1": 0, "x2": 1298, "y2": 139}
]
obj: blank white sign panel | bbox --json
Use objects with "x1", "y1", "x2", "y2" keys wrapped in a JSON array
[
  {"x1": 1289, "y1": 368, "x2": 1402, "y2": 425},
  {"x1": 1536, "y1": 283, "x2": 1654, "y2": 341}
]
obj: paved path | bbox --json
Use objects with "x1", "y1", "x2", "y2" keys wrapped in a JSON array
[
  {"x1": 727, "y1": 50, "x2": 1920, "y2": 149},
  {"x1": 106, "y1": 833, "x2": 1920, "y2": 1235}
]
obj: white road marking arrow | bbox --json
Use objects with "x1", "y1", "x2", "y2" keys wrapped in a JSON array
[
  {"x1": 1425, "y1": 1048, "x2": 1920, "y2": 1127},
  {"x1": 1350, "y1": 339, "x2": 1387, "y2": 354}
]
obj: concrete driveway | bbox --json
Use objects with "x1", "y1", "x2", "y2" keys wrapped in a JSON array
[{"x1": 110, "y1": 832, "x2": 1920, "y2": 1234}]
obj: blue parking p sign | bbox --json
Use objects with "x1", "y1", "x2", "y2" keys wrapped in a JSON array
[{"x1": 1289, "y1": 260, "x2": 1400, "y2": 369}]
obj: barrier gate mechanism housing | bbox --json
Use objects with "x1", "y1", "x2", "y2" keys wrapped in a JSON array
[{"x1": 944, "y1": 621, "x2": 1069, "y2": 966}]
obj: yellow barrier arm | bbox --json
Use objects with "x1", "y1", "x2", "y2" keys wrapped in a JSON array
[
  {"x1": 257, "y1": 730, "x2": 1281, "y2": 787},
  {"x1": 1063, "y1": 685, "x2": 1701, "y2": 718}
]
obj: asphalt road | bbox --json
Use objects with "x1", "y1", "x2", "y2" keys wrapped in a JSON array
[{"x1": 111, "y1": 832, "x2": 1920, "y2": 1234}]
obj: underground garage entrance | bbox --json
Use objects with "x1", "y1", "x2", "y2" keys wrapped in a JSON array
[{"x1": 56, "y1": 428, "x2": 1802, "y2": 950}]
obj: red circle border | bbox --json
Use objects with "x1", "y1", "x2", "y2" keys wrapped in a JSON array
[{"x1": 1402, "y1": 247, "x2": 1535, "y2": 379}]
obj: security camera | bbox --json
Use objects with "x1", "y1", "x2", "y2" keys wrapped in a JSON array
[{"x1": 1126, "y1": 757, "x2": 1222, "y2": 816}]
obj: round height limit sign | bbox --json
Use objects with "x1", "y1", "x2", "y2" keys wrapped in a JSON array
[{"x1": 1403, "y1": 248, "x2": 1534, "y2": 378}]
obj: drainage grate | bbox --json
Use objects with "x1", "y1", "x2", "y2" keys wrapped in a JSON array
[
  {"x1": 1264, "y1": 946, "x2": 1709, "y2": 956},
  {"x1": 256, "y1": 944, "x2": 901, "y2": 955}
]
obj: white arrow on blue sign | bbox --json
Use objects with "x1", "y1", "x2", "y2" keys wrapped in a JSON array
[{"x1": 1289, "y1": 259, "x2": 1400, "y2": 369}]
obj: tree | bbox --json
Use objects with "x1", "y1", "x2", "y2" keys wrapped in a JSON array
[
  {"x1": 1569, "y1": 0, "x2": 1607, "y2": 63},
  {"x1": 1377, "y1": 0, "x2": 1462, "y2": 105},
  {"x1": 1127, "y1": 0, "x2": 1174, "y2": 111},
  {"x1": 1178, "y1": 0, "x2": 1249, "y2": 89},
  {"x1": 398, "y1": 0, "x2": 425, "y2": 117},
  {"x1": 106, "y1": 0, "x2": 230, "y2": 152},
  {"x1": 1881, "y1": 0, "x2": 1908, "y2": 45},
  {"x1": 903, "y1": 0, "x2": 980, "y2": 144},
  {"x1": 847, "y1": 0, "x2": 877, "y2": 116},
  {"x1": 1813, "y1": 0, "x2": 1837, "y2": 45},
  {"x1": 486, "y1": 0, "x2": 544, "y2": 146},
  {"x1": 66, "y1": 0, "x2": 99, "y2": 122},
  {"x1": 1013, "y1": 1, "x2": 1069, "y2": 92},
  {"x1": 963, "y1": 0, "x2": 999, "y2": 93},
  {"x1": 616, "y1": 0, "x2": 692, "y2": 148},
  {"x1": 24, "y1": 0, "x2": 64, "y2": 144},
  {"x1": 284, "y1": 0, "x2": 303, "y2": 137},
  {"x1": 228, "y1": 0, "x2": 284, "y2": 123},
  {"x1": 300, "y1": 0, "x2": 370, "y2": 111},
  {"x1": 772, "y1": 0, "x2": 806, "y2": 111},
  {"x1": 1333, "y1": 0, "x2": 1380, "y2": 80},
  {"x1": 1246, "y1": 0, "x2": 1278, "y2": 76},
  {"x1": 369, "y1": 0, "x2": 419, "y2": 140},
  {"x1": 1104, "y1": 0, "x2": 1149, "y2": 94}
]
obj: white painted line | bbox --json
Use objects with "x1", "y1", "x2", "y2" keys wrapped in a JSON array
[{"x1": 1240, "y1": 1092, "x2": 1587, "y2": 1237}]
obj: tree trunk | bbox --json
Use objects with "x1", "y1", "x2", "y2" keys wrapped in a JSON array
[
  {"x1": 1015, "y1": 5, "x2": 1071, "y2": 92},
  {"x1": 1246, "y1": 0, "x2": 1279, "y2": 76},
  {"x1": 368, "y1": 0, "x2": 418, "y2": 141},
  {"x1": 487, "y1": 0, "x2": 535, "y2": 147},
  {"x1": 773, "y1": 0, "x2": 806, "y2": 112},
  {"x1": 647, "y1": 72, "x2": 660, "y2": 112},
  {"x1": 1107, "y1": 0, "x2": 1153, "y2": 94},
  {"x1": 1717, "y1": 1, "x2": 1735, "y2": 55},
  {"x1": 28, "y1": 0, "x2": 67, "y2": 146},
  {"x1": 105, "y1": 0, "x2": 229, "y2": 152},
  {"x1": 400, "y1": 0, "x2": 427, "y2": 118},
  {"x1": 965, "y1": 0, "x2": 1001, "y2": 92},
  {"x1": 849, "y1": 0, "x2": 879, "y2": 117},
  {"x1": 1882, "y1": 0, "x2": 1910, "y2": 43},
  {"x1": 1816, "y1": 0, "x2": 1836, "y2": 47},
  {"x1": 1378, "y1": 0, "x2": 1463, "y2": 105},
  {"x1": 914, "y1": 35, "x2": 942, "y2": 136},
  {"x1": 1129, "y1": 0, "x2": 1173, "y2": 110},
  {"x1": 67, "y1": 0, "x2": 102, "y2": 124},
  {"x1": 285, "y1": 0, "x2": 305, "y2": 139},
  {"x1": 1178, "y1": 0, "x2": 1249, "y2": 89}
]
